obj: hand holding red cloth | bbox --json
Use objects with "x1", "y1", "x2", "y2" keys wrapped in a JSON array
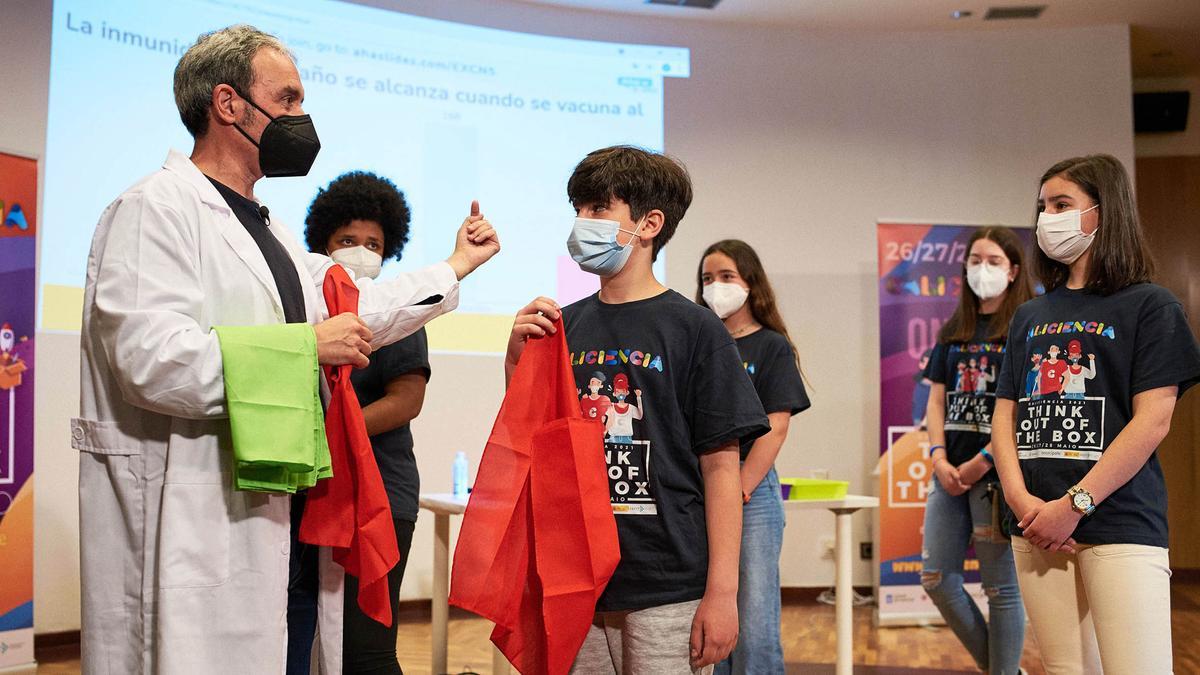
[{"x1": 450, "y1": 316, "x2": 620, "y2": 674}]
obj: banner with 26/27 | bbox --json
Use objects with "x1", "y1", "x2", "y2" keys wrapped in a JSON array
[{"x1": 875, "y1": 222, "x2": 1033, "y2": 624}]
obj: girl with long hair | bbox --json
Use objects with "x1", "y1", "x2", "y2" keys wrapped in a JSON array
[
  {"x1": 696, "y1": 239, "x2": 811, "y2": 675},
  {"x1": 922, "y1": 227, "x2": 1034, "y2": 675},
  {"x1": 993, "y1": 155, "x2": 1200, "y2": 673}
]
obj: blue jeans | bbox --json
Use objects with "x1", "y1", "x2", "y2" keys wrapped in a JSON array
[
  {"x1": 287, "y1": 492, "x2": 320, "y2": 675},
  {"x1": 715, "y1": 467, "x2": 785, "y2": 675},
  {"x1": 921, "y1": 478, "x2": 1024, "y2": 674}
]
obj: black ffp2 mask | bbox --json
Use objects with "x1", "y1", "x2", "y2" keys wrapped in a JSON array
[{"x1": 232, "y1": 90, "x2": 321, "y2": 178}]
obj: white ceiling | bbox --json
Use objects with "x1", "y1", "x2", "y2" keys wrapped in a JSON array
[{"x1": 516, "y1": 0, "x2": 1200, "y2": 78}]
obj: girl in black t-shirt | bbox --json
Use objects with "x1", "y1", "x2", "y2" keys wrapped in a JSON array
[
  {"x1": 922, "y1": 227, "x2": 1034, "y2": 675},
  {"x1": 298, "y1": 172, "x2": 430, "y2": 675},
  {"x1": 994, "y1": 155, "x2": 1200, "y2": 673},
  {"x1": 696, "y1": 239, "x2": 811, "y2": 675}
]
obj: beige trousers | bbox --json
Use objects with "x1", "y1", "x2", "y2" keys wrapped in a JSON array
[{"x1": 1011, "y1": 536, "x2": 1173, "y2": 675}]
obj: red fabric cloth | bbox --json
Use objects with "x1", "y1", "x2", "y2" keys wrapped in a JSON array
[
  {"x1": 449, "y1": 317, "x2": 620, "y2": 675},
  {"x1": 299, "y1": 264, "x2": 399, "y2": 626}
]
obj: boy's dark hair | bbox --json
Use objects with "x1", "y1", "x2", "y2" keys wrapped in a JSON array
[
  {"x1": 1033, "y1": 154, "x2": 1155, "y2": 295},
  {"x1": 304, "y1": 171, "x2": 411, "y2": 261},
  {"x1": 567, "y1": 145, "x2": 693, "y2": 261}
]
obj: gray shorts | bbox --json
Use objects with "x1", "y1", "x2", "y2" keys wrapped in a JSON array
[{"x1": 569, "y1": 599, "x2": 714, "y2": 675}]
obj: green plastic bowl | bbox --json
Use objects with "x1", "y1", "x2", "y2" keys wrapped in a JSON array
[{"x1": 779, "y1": 478, "x2": 849, "y2": 501}]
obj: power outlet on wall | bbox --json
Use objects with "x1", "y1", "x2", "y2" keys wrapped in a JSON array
[
  {"x1": 860, "y1": 542, "x2": 873, "y2": 560},
  {"x1": 819, "y1": 537, "x2": 836, "y2": 559}
]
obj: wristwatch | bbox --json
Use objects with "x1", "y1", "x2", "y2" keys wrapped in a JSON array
[{"x1": 1067, "y1": 486, "x2": 1096, "y2": 516}]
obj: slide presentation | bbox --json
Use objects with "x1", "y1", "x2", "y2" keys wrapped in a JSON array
[{"x1": 42, "y1": 0, "x2": 689, "y2": 352}]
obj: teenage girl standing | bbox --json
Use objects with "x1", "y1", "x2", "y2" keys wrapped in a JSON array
[
  {"x1": 698, "y1": 239, "x2": 811, "y2": 675},
  {"x1": 302, "y1": 172, "x2": 431, "y2": 675},
  {"x1": 922, "y1": 227, "x2": 1034, "y2": 675},
  {"x1": 993, "y1": 154, "x2": 1200, "y2": 674}
]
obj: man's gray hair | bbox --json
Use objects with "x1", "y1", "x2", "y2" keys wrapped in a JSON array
[{"x1": 173, "y1": 24, "x2": 293, "y2": 138}]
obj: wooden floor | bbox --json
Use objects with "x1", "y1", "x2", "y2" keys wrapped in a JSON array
[{"x1": 35, "y1": 581, "x2": 1200, "y2": 674}]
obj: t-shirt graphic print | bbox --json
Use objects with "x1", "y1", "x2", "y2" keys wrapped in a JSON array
[
  {"x1": 926, "y1": 317, "x2": 1005, "y2": 466},
  {"x1": 997, "y1": 283, "x2": 1200, "y2": 547},
  {"x1": 578, "y1": 369, "x2": 655, "y2": 513},
  {"x1": 562, "y1": 289, "x2": 769, "y2": 611},
  {"x1": 1015, "y1": 337, "x2": 1106, "y2": 462},
  {"x1": 945, "y1": 350, "x2": 1001, "y2": 433}
]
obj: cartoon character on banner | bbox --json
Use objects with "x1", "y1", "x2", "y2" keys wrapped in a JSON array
[
  {"x1": 1, "y1": 322, "x2": 30, "y2": 487},
  {"x1": 3, "y1": 201, "x2": 30, "y2": 230},
  {"x1": 605, "y1": 373, "x2": 643, "y2": 444}
]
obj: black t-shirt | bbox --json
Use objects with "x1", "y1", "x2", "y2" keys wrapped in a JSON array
[
  {"x1": 926, "y1": 316, "x2": 1006, "y2": 467},
  {"x1": 206, "y1": 176, "x2": 307, "y2": 324},
  {"x1": 996, "y1": 283, "x2": 1200, "y2": 548},
  {"x1": 349, "y1": 328, "x2": 430, "y2": 522},
  {"x1": 735, "y1": 328, "x2": 811, "y2": 458},
  {"x1": 563, "y1": 290, "x2": 770, "y2": 612}
]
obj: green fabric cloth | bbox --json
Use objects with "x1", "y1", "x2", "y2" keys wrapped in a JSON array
[{"x1": 214, "y1": 324, "x2": 331, "y2": 493}]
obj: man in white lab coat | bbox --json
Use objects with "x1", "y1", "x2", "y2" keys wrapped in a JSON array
[{"x1": 72, "y1": 25, "x2": 499, "y2": 674}]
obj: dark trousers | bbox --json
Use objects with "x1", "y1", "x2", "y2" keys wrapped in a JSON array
[
  {"x1": 343, "y1": 518, "x2": 416, "y2": 674},
  {"x1": 285, "y1": 496, "x2": 416, "y2": 675}
]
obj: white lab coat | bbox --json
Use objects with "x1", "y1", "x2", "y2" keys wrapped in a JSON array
[{"x1": 73, "y1": 150, "x2": 460, "y2": 674}]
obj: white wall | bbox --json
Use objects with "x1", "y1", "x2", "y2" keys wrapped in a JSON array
[
  {"x1": 1, "y1": 0, "x2": 1135, "y2": 634},
  {"x1": 1134, "y1": 76, "x2": 1200, "y2": 157}
]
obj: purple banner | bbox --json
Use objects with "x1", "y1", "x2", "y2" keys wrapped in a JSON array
[
  {"x1": 1, "y1": 151, "x2": 37, "y2": 666},
  {"x1": 875, "y1": 222, "x2": 1032, "y2": 624}
]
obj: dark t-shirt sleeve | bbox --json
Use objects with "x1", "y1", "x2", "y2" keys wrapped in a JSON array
[
  {"x1": 354, "y1": 329, "x2": 431, "y2": 407},
  {"x1": 686, "y1": 341, "x2": 770, "y2": 454},
  {"x1": 995, "y1": 314, "x2": 1025, "y2": 401},
  {"x1": 380, "y1": 328, "x2": 431, "y2": 383},
  {"x1": 927, "y1": 343, "x2": 948, "y2": 385},
  {"x1": 1131, "y1": 301, "x2": 1200, "y2": 398},
  {"x1": 756, "y1": 338, "x2": 811, "y2": 415}
]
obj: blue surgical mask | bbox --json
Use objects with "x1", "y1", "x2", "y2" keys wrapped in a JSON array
[{"x1": 567, "y1": 217, "x2": 644, "y2": 277}]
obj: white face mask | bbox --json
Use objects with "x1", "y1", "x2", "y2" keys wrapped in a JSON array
[
  {"x1": 702, "y1": 282, "x2": 750, "y2": 319},
  {"x1": 330, "y1": 245, "x2": 383, "y2": 280},
  {"x1": 1037, "y1": 204, "x2": 1099, "y2": 265},
  {"x1": 965, "y1": 262, "x2": 1010, "y2": 301}
]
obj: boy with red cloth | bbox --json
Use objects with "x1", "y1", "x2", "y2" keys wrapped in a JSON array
[{"x1": 506, "y1": 146, "x2": 769, "y2": 673}]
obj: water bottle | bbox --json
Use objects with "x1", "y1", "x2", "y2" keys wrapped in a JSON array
[{"x1": 452, "y1": 451, "x2": 469, "y2": 499}]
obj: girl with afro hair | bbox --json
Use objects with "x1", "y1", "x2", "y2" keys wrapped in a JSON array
[{"x1": 296, "y1": 171, "x2": 429, "y2": 675}]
